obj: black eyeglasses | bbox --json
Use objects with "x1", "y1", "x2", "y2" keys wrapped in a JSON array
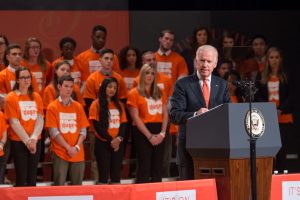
[{"x1": 19, "y1": 76, "x2": 31, "y2": 80}]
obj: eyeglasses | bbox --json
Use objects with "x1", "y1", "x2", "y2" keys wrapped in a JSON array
[{"x1": 19, "y1": 76, "x2": 31, "y2": 80}]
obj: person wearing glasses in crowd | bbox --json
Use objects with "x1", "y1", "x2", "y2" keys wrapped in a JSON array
[{"x1": 5, "y1": 67, "x2": 44, "y2": 186}]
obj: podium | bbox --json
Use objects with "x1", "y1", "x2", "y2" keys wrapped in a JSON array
[{"x1": 186, "y1": 103, "x2": 281, "y2": 200}]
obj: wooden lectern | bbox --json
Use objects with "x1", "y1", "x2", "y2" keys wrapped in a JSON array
[{"x1": 186, "y1": 103, "x2": 281, "y2": 200}]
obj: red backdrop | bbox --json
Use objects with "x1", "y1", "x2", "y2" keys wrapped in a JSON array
[{"x1": 0, "y1": 11, "x2": 129, "y2": 61}]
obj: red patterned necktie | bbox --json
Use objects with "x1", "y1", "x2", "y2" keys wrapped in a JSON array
[{"x1": 203, "y1": 79, "x2": 210, "y2": 108}]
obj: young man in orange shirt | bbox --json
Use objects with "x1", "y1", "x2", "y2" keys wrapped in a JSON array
[
  {"x1": 0, "y1": 44, "x2": 39, "y2": 110},
  {"x1": 45, "y1": 75, "x2": 89, "y2": 185},
  {"x1": 83, "y1": 48, "x2": 127, "y2": 110},
  {"x1": 155, "y1": 29, "x2": 188, "y2": 86},
  {"x1": 76, "y1": 25, "x2": 120, "y2": 82}
]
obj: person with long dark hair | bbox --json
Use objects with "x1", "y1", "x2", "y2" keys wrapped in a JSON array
[
  {"x1": 118, "y1": 46, "x2": 142, "y2": 91},
  {"x1": 89, "y1": 77, "x2": 127, "y2": 184},
  {"x1": 5, "y1": 67, "x2": 44, "y2": 186}
]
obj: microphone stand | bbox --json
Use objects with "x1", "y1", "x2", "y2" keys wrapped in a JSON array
[
  {"x1": 235, "y1": 80, "x2": 258, "y2": 200},
  {"x1": 248, "y1": 81, "x2": 257, "y2": 200}
]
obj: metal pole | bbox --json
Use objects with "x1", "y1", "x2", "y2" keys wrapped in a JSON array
[{"x1": 249, "y1": 81, "x2": 257, "y2": 200}]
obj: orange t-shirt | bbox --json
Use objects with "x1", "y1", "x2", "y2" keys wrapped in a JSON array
[
  {"x1": 230, "y1": 95, "x2": 239, "y2": 103},
  {"x1": 0, "y1": 111, "x2": 8, "y2": 156},
  {"x1": 43, "y1": 83, "x2": 85, "y2": 110},
  {"x1": 52, "y1": 57, "x2": 84, "y2": 88},
  {"x1": 0, "y1": 63, "x2": 5, "y2": 71},
  {"x1": 268, "y1": 76, "x2": 293, "y2": 123},
  {"x1": 45, "y1": 99, "x2": 90, "y2": 162},
  {"x1": 132, "y1": 73, "x2": 177, "y2": 133},
  {"x1": 76, "y1": 49, "x2": 120, "y2": 80},
  {"x1": 119, "y1": 68, "x2": 140, "y2": 91},
  {"x1": 20, "y1": 59, "x2": 52, "y2": 96},
  {"x1": 5, "y1": 91, "x2": 44, "y2": 141},
  {"x1": 155, "y1": 51, "x2": 188, "y2": 85},
  {"x1": 0, "y1": 67, "x2": 39, "y2": 97},
  {"x1": 126, "y1": 88, "x2": 166, "y2": 124},
  {"x1": 89, "y1": 100, "x2": 127, "y2": 141},
  {"x1": 83, "y1": 71, "x2": 127, "y2": 100}
]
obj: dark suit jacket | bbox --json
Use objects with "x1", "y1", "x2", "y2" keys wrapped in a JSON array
[{"x1": 169, "y1": 73, "x2": 230, "y2": 166}]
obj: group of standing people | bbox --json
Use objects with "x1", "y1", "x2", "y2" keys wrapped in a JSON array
[{"x1": 0, "y1": 23, "x2": 294, "y2": 187}]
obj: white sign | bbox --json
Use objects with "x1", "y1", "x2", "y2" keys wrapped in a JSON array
[
  {"x1": 156, "y1": 189, "x2": 196, "y2": 200},
  {"x1": 283, "y1": 181, "x2": 300, "y2": 199},
  {"x1": 28, "y1": 195, "x2": 93, "y2": 200}
]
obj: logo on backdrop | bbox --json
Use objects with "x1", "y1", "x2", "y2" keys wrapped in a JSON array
[{"x1": 244, "y1": 108, "x2": 265, "y2": 138}]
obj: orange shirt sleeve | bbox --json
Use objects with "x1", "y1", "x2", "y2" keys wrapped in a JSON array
[
  {"x1": 45, "y1": 102, "x2": 59, "y2": 129},
  {"x1": 89, "y1": 100, "x2": 99, "y2": 121},
  {"x1": 83, "y1": 74, "x2": 97, "y2": 99},
  {"x1": 34, "y1": 92, "x2": 44, "y2": 116},
  {"x1": 132, "y1": 76, "x2": 139, "y2": 88},
  {"x1": 117, "y1": 76, "x2": 128, "y2": 99},
  {"x1": 77, "y1": 102, "x2": 90, "y2": 129},
  {"x1": 120, "y1": 103, "x2": 127, "y2": 124},
  {"x1": 43, "y1": 85, "x2": 56, "y2": 109},
  {"x1": 126, "y1": 89, "x2": 138, "y2": 108},
  {"x1": 4, "y1": 92, "x2": 18, "y2": 119},
  {"x1": 0, "y1": 111, "x2": 8, "y2": 135},
  {"x1": 74, "y1": 85, "x2": 85, "y2": 107}
]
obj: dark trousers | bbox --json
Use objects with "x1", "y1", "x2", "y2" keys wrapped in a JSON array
[
  {"x1": 275, "y1": 123, "x2": 293, "y2": 171},
  {"x1": 133, "y1": 123, "x2": 166, "y2": 183},
  {"x1": 178, "y1": 165, "x2": 194, "y2": 181},
  {"x1": 94, "y1": 138, "x2": 124, "y2": 184},
  {"x1": 0, "y1": 156, "x2": 4, "y2": 177},
  {"x1": 0, "y1": 139, "x2": 10, "y2": 184},
  {"x1": 11, "y1": 140, "x2": 41, "y2": 186}
]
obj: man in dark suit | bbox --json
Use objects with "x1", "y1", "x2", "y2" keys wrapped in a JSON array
[{"x1": 169, "y1": 45, "x2": 231, "y2": 180}]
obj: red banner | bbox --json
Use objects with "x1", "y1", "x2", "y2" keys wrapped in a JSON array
[
  {"x1": 271, "y1": 173, "x2": 300, "y2": 200},
  {"x1": 0, "y1": 179, "x2": 218, "y2": 200}
]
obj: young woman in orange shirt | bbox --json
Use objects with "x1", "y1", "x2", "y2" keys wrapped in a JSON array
[
  {"x1": 5, "y1": 67, "x2": 44, "y2": 186},
  {"x1": 89, "y1": 77, "x2": 127, "y2": 184},
  {"x1": 127, "y1": 64, "x2": 168, "y2": 183}
]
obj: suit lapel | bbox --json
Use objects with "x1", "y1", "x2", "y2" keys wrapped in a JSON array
[
  {"x1": 189, "y1": 74, "x2": 206, "y2": 106},
  {"x1": 209, "y1": 76, "x2": 219, "y2": 108}
]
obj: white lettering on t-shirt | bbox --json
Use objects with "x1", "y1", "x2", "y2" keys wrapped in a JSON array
[
  {"x1": 145, "y1": 98, "x2": 162, "y2": 115},
  {"x1": 19, "y1": 101, "x2": 38, "y2": 121},
  {"x1": 157, "y1": 62, "x2": 172, "y2": 78},
  {"x1": 32, "y1": 72, "x2": 43, "y2": 92},
  {"x1": 124, "y1": 77, "x2": 134, "y2": 90},
  {"x1": 268, "y1": 80, "x2": 280, "y2": 101},
  {"x1": 59, "y1": 112, "x2": 77, "y2": 134},
  {"x1": 109, "y1": 109, "x2": 120, "y2": 129}
]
